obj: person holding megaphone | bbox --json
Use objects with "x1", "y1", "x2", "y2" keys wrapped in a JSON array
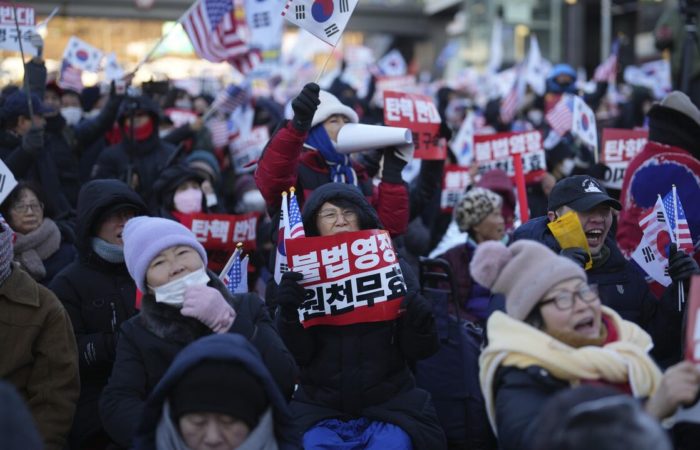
[{"x1": 255, "y1": 83, "x2": 411, "y2": 238}]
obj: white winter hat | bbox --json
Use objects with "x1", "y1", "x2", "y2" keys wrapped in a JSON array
[{"x1": 310, "y1": 90, "x2": 359, "y2": 128}]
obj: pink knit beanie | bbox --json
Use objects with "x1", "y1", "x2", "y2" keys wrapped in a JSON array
[{"x1": 470, "y1": 240, "x2": 587, "y2": 320}]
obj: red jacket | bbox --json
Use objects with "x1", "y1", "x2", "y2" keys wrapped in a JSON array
[{"x1": 255, "y1": 121, "x2": 409, "y2": 236}]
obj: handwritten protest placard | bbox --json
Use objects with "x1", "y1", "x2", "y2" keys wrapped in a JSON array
[{"x1": 286, "y1": 229, "x2": 408, "y2": 328}]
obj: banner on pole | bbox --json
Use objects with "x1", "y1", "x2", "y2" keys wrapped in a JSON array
[
  {"x1": 599, "y1": 128, "x2": 647, "y2": 190},
  {"x1": 0, "y1": 3, "x2": 38, "y2": 56},
  {"x1": 383, "y1": 90, "x2": 446, "y2": 160},
  {"x1": 286, "y1": 229, "x2": 408, "y2": 328},
  {"x1": 473, "y1": 130, "x2": 546, "y2": 183}
]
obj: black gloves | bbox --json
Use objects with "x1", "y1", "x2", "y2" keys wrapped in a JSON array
[
  {"x1": 292, "y1": 83, "x2": 320, "y2": 132},
  {"x1": 276, "y1": 271, "x2": 305, "y2": 320},
  {"x1": 22, "y1": 125, "x2": 44, "y2": 156},
  {"x1": 668, "y1": 243, "x2": 700, "y2": 283},
  {"x1": 402, "y1": 291, "x2": 435, "y2": 332},
  {"x1": 560, "y1": 247, "x2": 590, "y2": 269},
  {"x1": 381, "y1": 147, "x2": 409, "y2": 184}
]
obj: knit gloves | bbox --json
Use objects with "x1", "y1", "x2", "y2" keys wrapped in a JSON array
[
  {"x1": 668, "y1": 243, "x2": 700, "y2": 283},
  {"x1": 560, "y1": 247, "x2": 590, "y2": 268},
  {"x1": 275, "y1": 271, "x2": 305, "y2": 321},
  {"x1": 181, "y1": 285, "x2": 236, "y2": 333},
  {"x1": 292, "y1": 83, "x2": 320, "y2": 132}
]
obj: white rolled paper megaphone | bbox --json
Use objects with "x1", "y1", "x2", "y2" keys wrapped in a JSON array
[{"x1": 335, "y1": 123, "x2": 413, "y2": 154}]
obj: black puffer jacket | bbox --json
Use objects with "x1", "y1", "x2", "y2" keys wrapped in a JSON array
[
  {"x1": 100, "y1": 273, "x2": 297, "y2": 449},
  {"x1": 276, "y1": 183, "x2": 445, "y2": 448},
  {"x1": 92, "y1": 95, "x2": 176, "y2": 207},
  {"x1": 48, "y1": 180, "x2": 148, "y2": 447}
]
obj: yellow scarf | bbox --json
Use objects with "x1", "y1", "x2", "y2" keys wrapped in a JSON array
[{"x1": 479, "y1": 306, "x2": 662, "y2": 434}]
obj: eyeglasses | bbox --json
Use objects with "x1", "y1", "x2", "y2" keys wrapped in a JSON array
[
  {"x1": 540, "y1": 284, "x2": 599, "y2": 310},
  {"x1": 318, "y1": 209, "x2": 358, "y2": 224},
  {"x1": 11, "y1": 202, "x2": 43, "y2": 213}
]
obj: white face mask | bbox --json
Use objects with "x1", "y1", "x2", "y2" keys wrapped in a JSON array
[
  {"x1": 148, "y1": 266, "x2": 209, "y2": 306},
  {"x1": 61, "y1": 106, "x2": 83, "y2": 126},
  {"x1": 560, "y1": 158, "x2": 576, "y2": 176},
  {"x1": 173, "y1": 188, "x2": 203, "y2": 214}
]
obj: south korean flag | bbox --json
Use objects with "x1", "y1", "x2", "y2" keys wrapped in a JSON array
[{"x1": 281, "y1": 0, "x2": 359, "y2": 46}]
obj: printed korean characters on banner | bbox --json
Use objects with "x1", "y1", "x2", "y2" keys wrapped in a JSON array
[
  {"x1": 230, "y1": 126, "x2": 270, "y2": 173},
  {"x1": 281, "y1": 0, "x2": 359, "y2": 47},
  {"x1": 286, "y1": 229, "x2": 408, "y2": 328},
  {"x1": 0, "y1": 3, "x2": 39, "y2": 56},
  {"x1": 473, "y1": 130, "x2": 546, "y2": 183},
  {"x1": 383, "y1": 90, "x2": 446, "y2": 160},
  {"x1": 600, "y1": 128, "x2": 648, "y2": 190},
  {"x1": 178, "y1": 212, "x2": 260, "y2": 251},
  {"x1": 440, "y1": 165, "x2": 471, "y2": 213}
]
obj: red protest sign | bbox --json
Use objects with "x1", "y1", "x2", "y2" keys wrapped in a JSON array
[
  {"x1": 600, "y1": 128, "x2": 648, "y2": 190},
  {"x1": 685, "y1": 276, "x2": 700, "y2": 364},
  {"x1": 440, "y1": 165, "x2": 471, "y2": 212},
  {"x1": 286, "y1": 229, "x2": 408, "y2": 328},
  {"x1": 178, "y1": 212, "x2": 259, "y2": 251},
  {"x1": 383, "y1": 90, "x2": 447, "y2": 160},
  {"x1": 473, "y1": 130, "x2": 546, "y2": 183}
]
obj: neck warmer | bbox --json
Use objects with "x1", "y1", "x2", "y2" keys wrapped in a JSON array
[
  {"x1": 306, "y1": 125, "x2": 357, "y2": 185},
  {"x1": 0, "y1": 224, "x2": 14, "y2": 285},
  {"x1": 591, "y1": 244, "x2": 611, "y2": 270},
  {"x1": 91, "y1": 237, "x2": 125, "y2": 263},
  {"x1": 479, "y1": 307, "x2": 661, "y2": 435},
  {"x1": 124, "y1": 117, "x2": 155, "y2": 142},
  {"x1": 13, "y1": 218, "x2": 61, "y2": 280}
]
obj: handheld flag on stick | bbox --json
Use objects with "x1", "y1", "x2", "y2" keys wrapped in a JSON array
[
  {"x1": 274, "y1": 191, "x2": 289, "y2": 284},
  {"x1": 62, "y1": 36, "x2": 104, "y2": 72},
  {"x1": 221, "y1": 243, "x2": 249, "y2": 294},
  {"x1": 632, "y1": 195, "x2": 673, "y2": 287},
  {"x1": 663, "y1": 185, "x2": 694, "y2": 254},
  {"x1": 281, "y1": 0, "x2": 359, "y2": 47},
  {"x1": 288, "y1": 187, "x2": 306, "y2": 239}
]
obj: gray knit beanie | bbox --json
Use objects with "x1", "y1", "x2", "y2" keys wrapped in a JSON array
[
  {"x1": 470, "y1": 240, "x2": 587, "y2": 320},
  {"x1": 454, "y1": 187, "x2": 503, "y2": 232}
]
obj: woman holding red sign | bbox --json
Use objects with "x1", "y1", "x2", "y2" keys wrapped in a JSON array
[{"x1": 275, "y1": 183, "x2": 446, "y2": 449}]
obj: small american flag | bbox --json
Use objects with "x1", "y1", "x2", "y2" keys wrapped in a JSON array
[
  {"x1": 500, "y1": 65, "x2": 525, "y2": 124},
  {"x1": 182, "y1": 0, "x2": 259, "y2": 73},
  {"x1": 545, "y1": 94, "x2": 574, "y2": 136},
  {"x1": 213, "y1": 84, "x2": 248, "y2": 115},
  {"x1": 663, "y1": 187, "x2": 694, "y2": 253},
  {"x1": 287, "y1": 190, "x2": 305, "y2": 239},
  {"x1": 593, "y1": 40, "x2": 619, "y2": 82},
  {"x1": 207, "y1": 118, "x2": 230, "y2": 149},
  {"x1": 221, "y1": 245, "x2": 248, "y2": 294}
]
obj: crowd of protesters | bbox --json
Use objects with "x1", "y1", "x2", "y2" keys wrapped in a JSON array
[{"x1": 0, "y1": 33, "x2": 700, "y2": 450}]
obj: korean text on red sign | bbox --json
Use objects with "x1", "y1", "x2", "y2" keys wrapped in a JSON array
[
  {"x1": 473, "y1": 130, "x2": 546, "y2": 183},
  {"x1": 286, "y1": 229, "x2": 408, "y2": 328},
  {"x1": 179, "y1": 212, "x2": 259, "y2": 251},
  {"x1": 600, "y1": 128, "x2": 648, "y2": 190},
  {"x1": 383, "y1": 90, "x2": 446, "y2": 160},
  {"x1": 440, "y1": 165, "x2": 471, "y2": 212}
]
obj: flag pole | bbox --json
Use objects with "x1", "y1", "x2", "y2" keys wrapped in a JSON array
[
  {"x1": 11, "y1": 1, "x2": 34, "y2": 119},
  {"x1": 219, "y1": 242, "x2": 244, "y2": 280},
  {"x1": 673, "y1": 185, "x2": 685, "y2": 308},
  {"x1": 130, "y1": 0, "x2": 201, "y2": 76},
  {"x1": 315, "y1": 44, "x2": 337, "y2": 84}
]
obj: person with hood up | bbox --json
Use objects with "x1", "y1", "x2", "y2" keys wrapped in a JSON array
[
  {"x1": 133, "y1": 333, "x2": 297, "y2": 450},
  {"x1": 100, "y1": 217, "x2": 296, "y2": 449},
  {"x1": 254, "y1": 83, "x2": 409, "y2": 238},
  {"x1": 0, "y1": 221, "x2": 80, "y2": 450},
  {"x1": 470, "y1": 239, "x2": 700, "y2": 450},
  {"x1": 513, "y1": 175, "x2": 698, "y2": 367},
  {"x1": 152, "y1": 164, "x2": 209, "y2": 220},
  {"x1": 274, "y1": 182, "x2": 446, "y2": 449},
  {"x1": 92, "y1": 95, "x2": 177, "y2": 207},
  {"x1": 0, "y1": 181, "x2": 77, "y2": 286},
  {"x1": 48, "y1": 179, "x2": 149, "y2": 449}
]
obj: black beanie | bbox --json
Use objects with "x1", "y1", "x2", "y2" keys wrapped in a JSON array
[{"x1": 169, "y1": 361, "x2": 268, "y2": 429}]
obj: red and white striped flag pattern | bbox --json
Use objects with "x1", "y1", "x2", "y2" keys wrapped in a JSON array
[
  {"x1": 545, "y1": 94, "x2": 574, "y2": 136},
  {"x1": 500, "y1": 65, "x2": 525, "y2": 124},
  {"x1": 639, "y1": 195, "x2": 673, "y2": 260},
  {"x1": 663, "y1": 186, "x2": 694, "y2": 254},
  {"x1": 594, "y1": 41, "x2": 619, "y2": 82},
  {"x1": 207, "y1": 118, "x2": 230, "y2": 148}
]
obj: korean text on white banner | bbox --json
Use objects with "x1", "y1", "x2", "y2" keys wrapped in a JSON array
[
  {"x1": 0, "y1": 158, "x2": 18, "y2": 205},
  {"x1": 281, "y1": 0, "x2": 359, "y2": 47},
  {"x1": 473, "y1": 130, "x2": 546, "y2": 183},
  {"x1": 62, "y1": 36, "x2": 104, "y2": 73},
  {"x1": 599, "y1": 128, "x2": 648, "y2": 190},
  {"x1": 383, "y1": 90, "x2": 446, "y2": 160},
  {"x1": 286, "y1": 229, "x2": 408, "y2": 328},
  {"x1": 440, "y1": 165, "x2": 471, "y2": 213},
  {"x1": 0, "y1": 3, "x2": 38, "y2": 56},
  {"x1": 178, "y1": 212, "x2": 260, "y2": 251}
]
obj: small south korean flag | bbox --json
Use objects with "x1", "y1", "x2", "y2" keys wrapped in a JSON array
[
  {"x1": 571, "y1": 95, "x2": 598, "y2": 152},
  {"x1": 281, "y1": 0, "x2": 359, "y2": 46},
  {"x1": 62, "y1": 36, "x2": 104, "y2": 73}
]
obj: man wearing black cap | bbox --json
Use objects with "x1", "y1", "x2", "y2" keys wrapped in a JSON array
[{"x1": 514, "y1": 175, "x2": 699, "y2": 368}]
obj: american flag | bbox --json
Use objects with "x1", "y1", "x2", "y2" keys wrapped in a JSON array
[
  {"x1": 593, "y1": 40, "x2": 619, "y2": 82},
  {"x1": 182, "y1": 0, "x2": 260, "y2": 73},
  {"x1": 221, "y1": 245, "x2": 249, "y2": 293},
  {"x1": 207, "y1": 118, "x2": 230, "y2": 148},
  {"x1": 212, "y1": 84, "x2": 248, "y2": 115},
  {"x1": 663, "y1": 187, "x2": 694, "y2": 253},
  {"x1": 639, "y1": 195, "x2": 673, "y2": 259},
  {"x1": 287, "y1": 190, "x2": 306, "y2": 239},
  {"x1": 500, "y1": 65, "x2": 525, "y2": 124},
  {"x1": 545, "y1": 94, "x2": 574, "y2": 136}
]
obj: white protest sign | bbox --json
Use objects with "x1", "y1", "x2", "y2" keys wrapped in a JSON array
[{"x1": 0, "y1": 3, "x2": 38, "y2": 56}]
